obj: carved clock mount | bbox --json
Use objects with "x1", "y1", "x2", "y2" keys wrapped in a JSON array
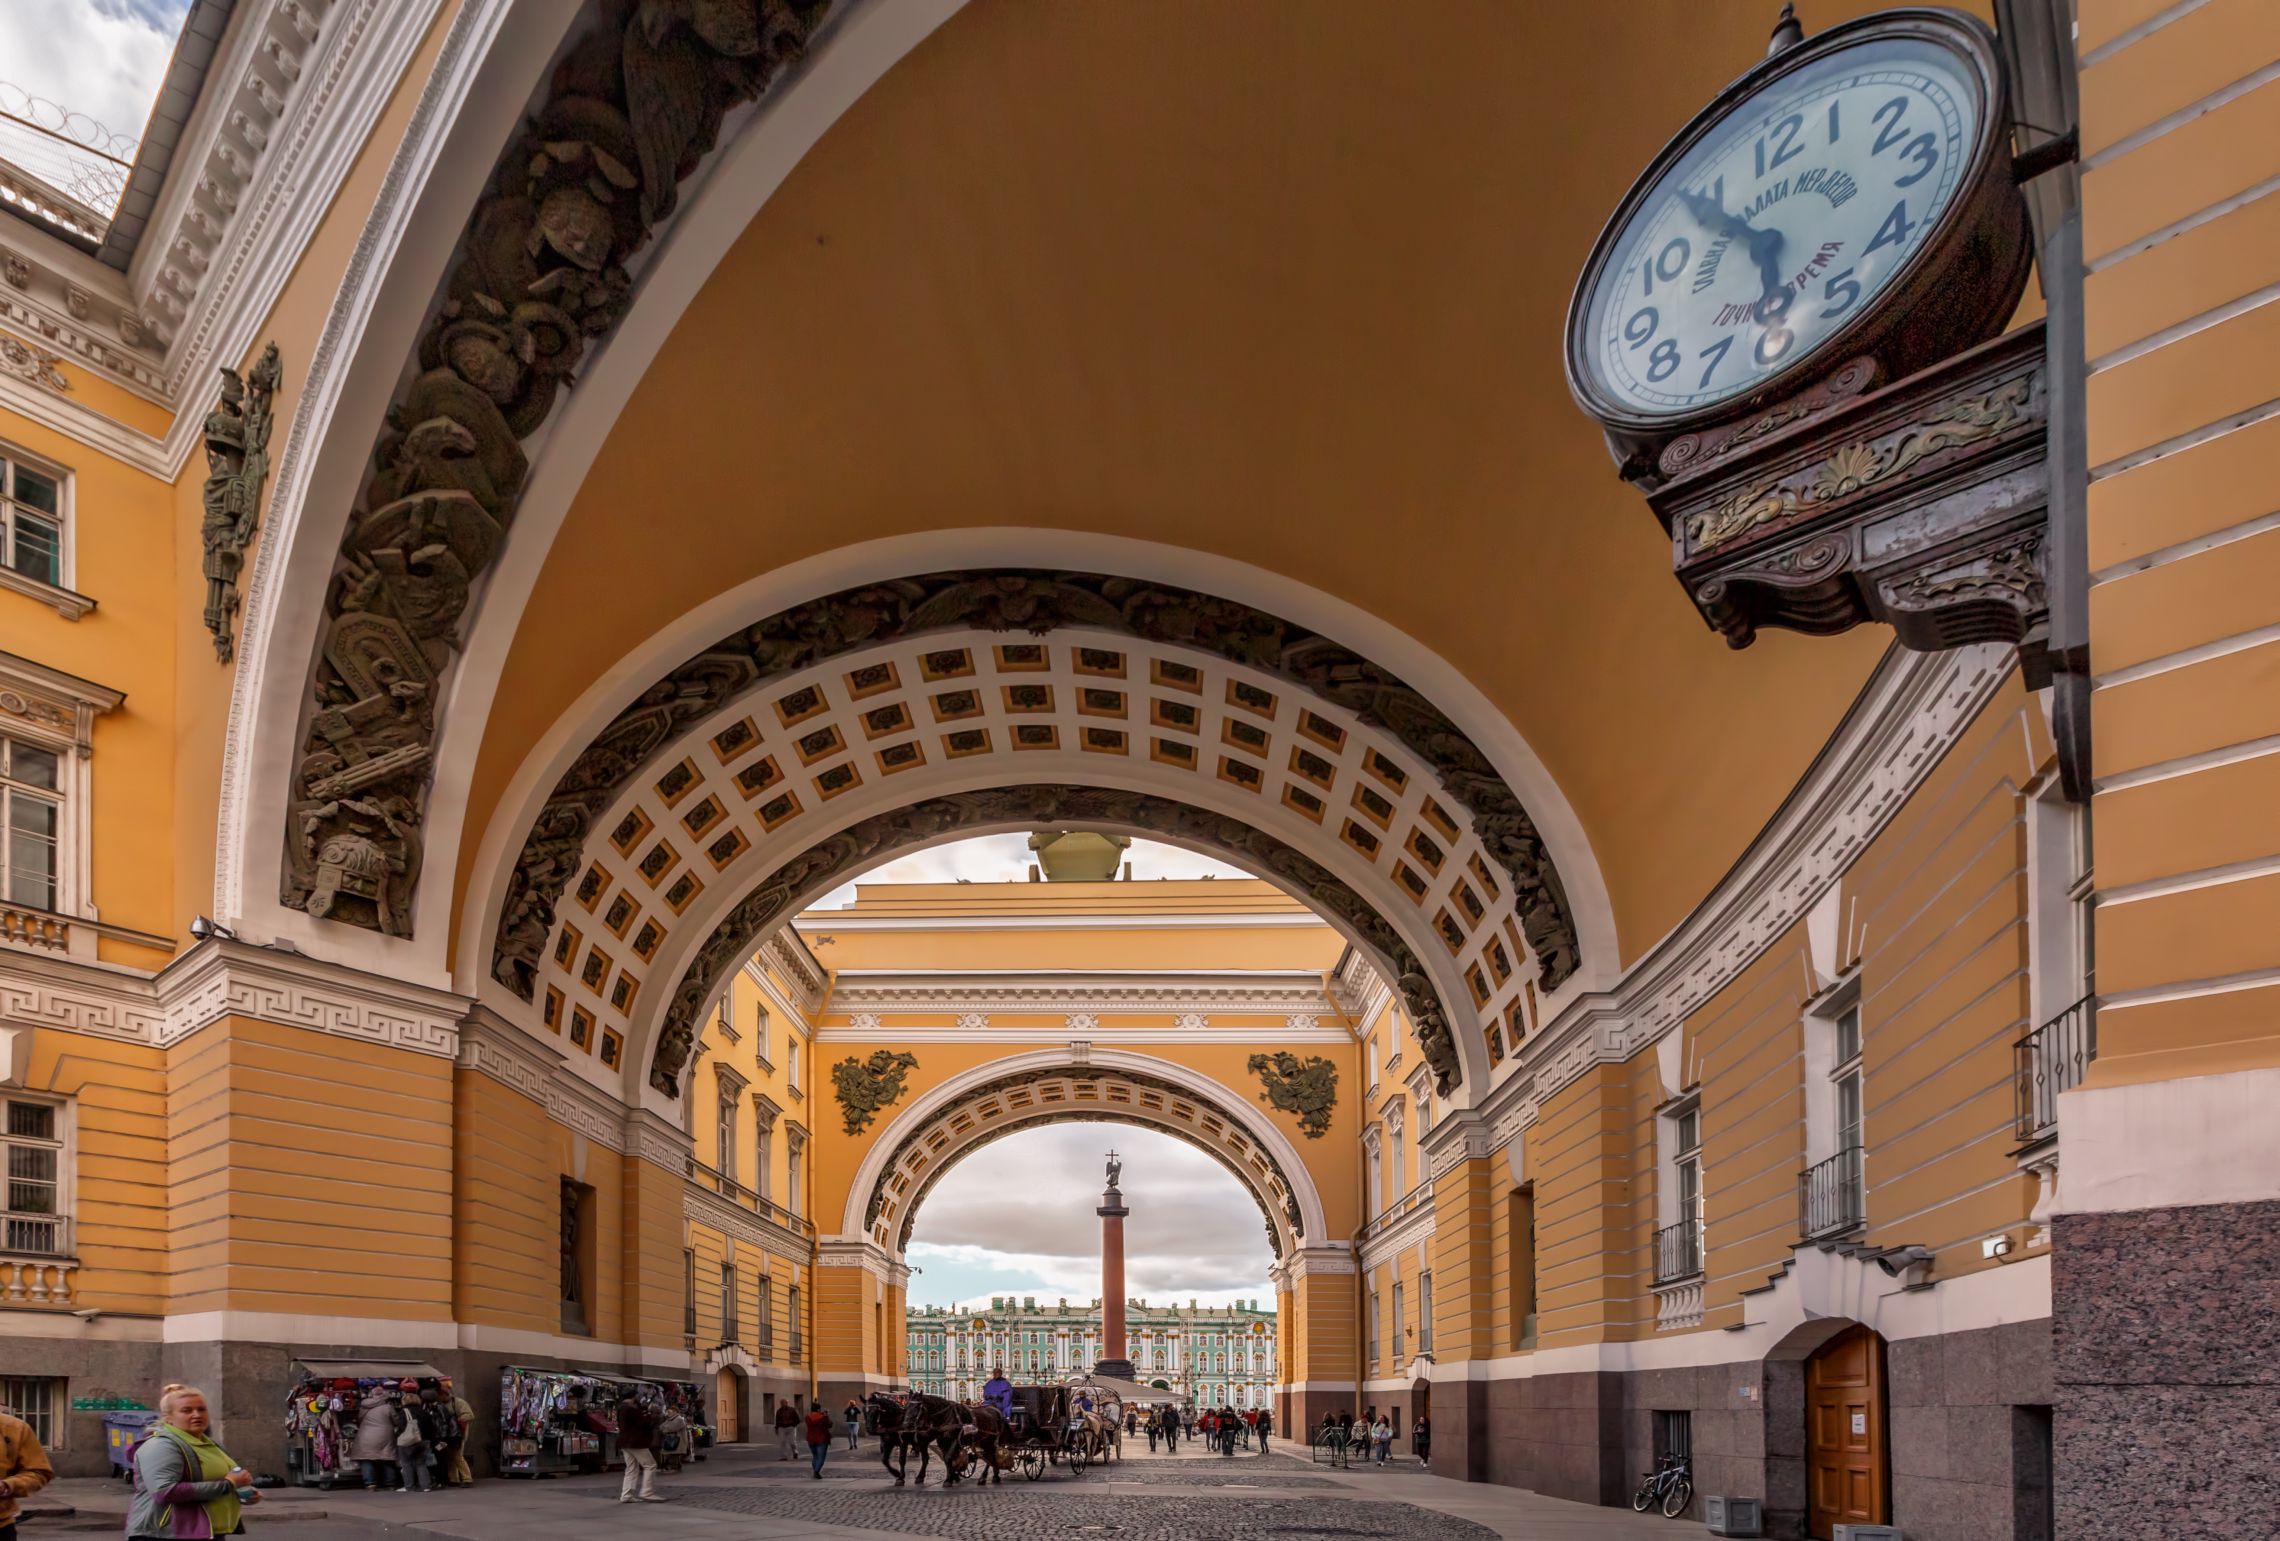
[{"x1": 1565, "y1": 6, "x2": 2051, "y2": 679}]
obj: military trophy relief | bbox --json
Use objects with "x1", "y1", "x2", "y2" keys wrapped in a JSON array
[
  {"x1": 279, "y1": 0, "x2": 839, "y2": 935},
  {"x1": 1565, "y1": 9, "x2": 2065, "y2": 689},
  {"x1": 201, "y1": 343, "x2": 282, "y2": 663}
]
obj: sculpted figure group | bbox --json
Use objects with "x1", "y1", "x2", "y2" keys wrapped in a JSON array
[{"x1": 282, "y1": 0, "x2": 833, "y2": 935}]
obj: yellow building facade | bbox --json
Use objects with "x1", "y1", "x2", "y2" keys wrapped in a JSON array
[{"x1": 0, "y1": 2, "x2": 2272, "y2": 1537}]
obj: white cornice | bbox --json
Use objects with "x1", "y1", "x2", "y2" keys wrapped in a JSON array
[
  {"x1": 798, "y1": 911, "x2": 1329, "y2": 933},
  {"x1": 0, "y1": 0, "x2": 446, "y2": 479},
  {"x1": 683, "y1": 1181, "x2": 811, "y2": 1268},
  {"x1": 1432, "y1": 644, "x2": 2013, "y2": 1170},
  {"x1": 153, "y1": 936, "x2": 464, "y2": 1054},
  {"x1": 824, "y1": 970, "x2": 1338, "y2": 1017},
  {"x1": 819, "y1": 1027, "x2": 1351, "y2": 1046}
]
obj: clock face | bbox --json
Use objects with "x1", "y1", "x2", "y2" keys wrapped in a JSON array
[{"x1": 1579, "y1": 31, "x2": 1983, "y2": 420}]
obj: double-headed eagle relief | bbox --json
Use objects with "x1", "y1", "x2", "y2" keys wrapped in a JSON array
[
  {"x1": 1248, "y1": 1052, "x2": 1339, "y2": 1140},
  {"x1": 834, "y1": 1049, "x2": 920, "y2": 1135}
]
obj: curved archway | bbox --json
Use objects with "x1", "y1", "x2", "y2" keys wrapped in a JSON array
[{"x1": 834, "y1": 1047, "x2": 1333, "y2": 1263}]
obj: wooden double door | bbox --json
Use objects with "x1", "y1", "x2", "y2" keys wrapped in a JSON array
[{"x1": 1806, "y1": 1325, "x2": 1887, "y2": 1538}]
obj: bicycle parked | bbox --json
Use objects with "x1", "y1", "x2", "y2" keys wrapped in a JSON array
[{"x1": 1631, "y1": 1450, "x2": 1693, "y2": 1518}]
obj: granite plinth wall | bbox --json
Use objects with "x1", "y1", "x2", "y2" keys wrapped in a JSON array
[
  {"x1": 1885, "y1": 1320, "x2": 2054, "y2": 1541},
  {"x1": 2055, "y1": 1199, "x2": 2280, "y2": 1541}
]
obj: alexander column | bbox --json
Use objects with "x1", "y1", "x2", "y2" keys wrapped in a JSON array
[{"x1": 1093, "y1": 1151, "x2": 1137, "y2": 1380}]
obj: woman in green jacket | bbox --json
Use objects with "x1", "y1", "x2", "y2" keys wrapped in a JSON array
[{"x1": 127, "y1": 1385, "x2": 259, "y2": 1539}]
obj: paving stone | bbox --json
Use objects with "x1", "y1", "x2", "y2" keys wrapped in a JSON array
[{"x1": 655, "y1": 1483, "x2": 1504, "y2": 1539}]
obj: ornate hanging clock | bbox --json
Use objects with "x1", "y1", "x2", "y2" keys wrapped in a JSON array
[{"x1": 1564, "y1": 7, "x2": 2054, "y2": 676}]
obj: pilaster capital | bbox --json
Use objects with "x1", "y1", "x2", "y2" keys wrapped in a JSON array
[
  {"x1": 624, "y1": 1107, "x2": 690, "y2": 1174},
  {"x1": 155, "y1": 936, "x2": 468, "y2": 1056},
  {"x1": 816, "y1": 1235, "x2": 900, "y2": 1282},
  {"x1": 455, "y1": 1003, "x2": 560, "y2": 1102},
  {"x1": 1420, "y1": 1110, "x2": 1494, "y2": 1180}
]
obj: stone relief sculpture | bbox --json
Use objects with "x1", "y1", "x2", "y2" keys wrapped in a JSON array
[
  {"x1": 1247, "y1": 1051, "x2": 1339, "y2": 1139},
  {"x1": 281, "y1": 0, "x2": 835, "y2": 930},
  {"x1": 201, "y1": 343, "x2": 282, "y2": 662},
  {"x1": 644, "y1": 784, "x2": 1469, "y2": 1099},
  {"x1": 832, "y1": 1049, "x2": 919, "y2": 1135},
  {"x1": 487, "y1": 570, "x2": 1580, "y2": 1001}
]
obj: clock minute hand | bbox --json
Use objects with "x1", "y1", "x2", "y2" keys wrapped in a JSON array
[
  {"x1": 1677, "y1": 187, "x2": 1755, "y2": 246},
  {"x1": 1678, "y1": 188, "x2": 1790, "y2": 319}
]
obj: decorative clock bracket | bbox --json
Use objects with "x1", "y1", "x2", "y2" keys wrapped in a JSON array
[{"x1": 1644, "y1": 320, "x2": 2053, "y2": 686}]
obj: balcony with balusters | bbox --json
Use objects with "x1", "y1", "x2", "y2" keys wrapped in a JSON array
[
  {"x1": 1, "y1": 1213, "x2": 76, "y2": 1306},
  {"x1": 1651, "y1": 1217, "x2": 1703, "y2": 1331}
]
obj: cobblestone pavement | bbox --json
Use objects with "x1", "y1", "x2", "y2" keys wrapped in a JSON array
[{"x1": 654, "y1": 1483, "x2": 1504, "y2": 1539}]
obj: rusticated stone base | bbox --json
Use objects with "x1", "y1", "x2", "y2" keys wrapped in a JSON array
[{"x1": 2054, "y1": 1200, "x2": 2280, "y2": 1541}]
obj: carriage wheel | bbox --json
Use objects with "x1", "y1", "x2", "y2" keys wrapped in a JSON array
[
  {"x1": 1068, "y1": 1437, "x2": 1089, "y2": 1475},
  {"x1": 1018, "y1": 1445, "x2": 1045, "y2": 1481}
]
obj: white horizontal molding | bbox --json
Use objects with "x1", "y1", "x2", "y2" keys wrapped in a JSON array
[
  {"x1": 819, "y1": 1028, "x2": 1351, "y2": 1045},
  {"x1": 826, "y1": 969, "x2": 1338, "y2": 1017},
  {"x1": 800, "y1": 911, "x2": 1329, "y2": 933}
]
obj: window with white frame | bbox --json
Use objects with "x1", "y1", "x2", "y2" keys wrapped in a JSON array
[
  {"x1": 719, "y1": 1260, "x2": 738, "y2": 1342},
  {"x1": 2, "y1": 734, "x2": 61, "y2": 911},
  {"x1": 753, "y1": 1001, "x2": 771, "y2": 1066},
  {"x1": 753, "y1": 1098, "x2": 776, "y2": 1204},
  {"x1": 786, "y1": 1036, "x2": 802, "y2": 1093},
  {"x1": 1654, "y1": 1097, "x2": 1703, "y2": 1283},
  {"x1": 1418, "y1": 1269, "x2": 1433, "y2": 1354},
  {"x1": 1391, "y1": 1280, "x2": 1405, "y2": 1363},
  {"x1": 1803, "y1": 980, "x2": 1867, "y2": 1237},
  {"x1": 1363, "y1": 1126, "x2": 1383, "y2": 1218},
  {"x1": 785, "y1": 1125, "x2": 805, "y2": 1217},
  {"x1": 3, "y1": 1096, "x2": 68, "y2": 1256},
  {"x1": 1, "y1": 452, "x2": 65, "y2": 592},
  {"x1": 1368, "y1": 1288, "x2": 1381, "y2": 1371},
  {"x1": 758, "y1": 1275, "x2": 774, "y2": 1351},
  {"x1": 716, "y1": 1087, "x2": 738, "y2": 1183},
  {"x1": 2021, "y1": 773, "x2": 2094, "y2": 1139}
]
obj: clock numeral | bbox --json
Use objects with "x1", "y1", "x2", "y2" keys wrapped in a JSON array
[
  {"x1": 1753, "y1": 325, "x2": 1794, "y2": 368},
  {"x1": 1894, "y1": 132, "x2": 1939, "y2": 188},
  {"x1": 1641, "y1": 236, "x2": 1692, "y2": 297},
  {"x1": 1646, "y1": 338, "x2": 1682, "y2": 383},
  {"x1": 1754, "y1": 112, "x2": 1804, "y2": 180},
  {"x1": 1870, "y1": 96, "x2": 1911, "y2": 156},
  {"x1": 1864, "y1": 200, "x2": 1914, "y2": 257},
  {"x1": 1695, "y1": 335, "x2": 1734, "y2": 390},
  {"x1": 1624, "y1": 306, "x2": 1660, "y2": 349},
  {"x1": 1819, "y1": 268, "x2": 1862, "y2": 320}
]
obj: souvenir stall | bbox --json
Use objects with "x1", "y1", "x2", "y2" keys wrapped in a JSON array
[
  {"x1": 281, "y1": 1359, "x2": 451, "y2": 1489},
  {"x1": 497, "y1": 1366, "x2": 708, "y2": 1478}
]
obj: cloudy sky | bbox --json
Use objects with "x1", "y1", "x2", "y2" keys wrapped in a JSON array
[
  {"x1": 906, "y1": 1125, "x2": 1276, "y2": 1312},
  {"x1": 808, "y1": 835, "x2": 1248, "y2": 910},
  {"x1": 0, "y1": 0, "x2": 193, "y2": 212}
]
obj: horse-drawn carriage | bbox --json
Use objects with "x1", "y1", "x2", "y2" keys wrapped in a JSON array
[
  {"x1": 1002, "y1": 1379, "x2": 1121, "y2": 1481},
  {"x1": 864, "y1": 1377, "x2": 1121, "y2": 1486}
]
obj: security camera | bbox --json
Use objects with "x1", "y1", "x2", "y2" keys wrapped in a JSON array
[
  {"x1": 1874, "y1": 1245, "x2": 1934, "y2": 1286},
  {"x1": 189, "y1": 915, "x2": 239, "y2": 943}
]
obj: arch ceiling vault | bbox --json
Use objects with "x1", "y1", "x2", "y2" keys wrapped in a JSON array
[{"x1": 235, "y1": 0, "x2": 1908, "y2": 1060}]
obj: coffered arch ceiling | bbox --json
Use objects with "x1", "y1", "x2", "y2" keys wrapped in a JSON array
[{"x1": 449, "y1": 0, "x2": 1898, "y2": 980}]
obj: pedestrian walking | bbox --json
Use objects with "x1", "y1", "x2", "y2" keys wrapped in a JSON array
[
  {"x1": 1145, "y1": 1411, "x2": 1159, "y2": 1452},
  {"x1": 843, "y1": 1400, "x2": 861, "y2": 1451},
  {"x1": 418, "y1": 1387, "x2": 464, "y2": 1493},
  {"x1": 0, "y1": 1396, "x2": 54, "y2": 1541},
  {"x1": 803, "y1": 1400, "x2": 833, "y2": 1478},
  {"x1": 658, "y1": 1404, "x2": 691, "y2": 1474},
  {"x1": 127, "y1": 1384, "x2": 261, "y2": 1538},
  {"x1": 1162, "y1": 1411, "x2": 1178, "y2": 1453},
  {"x1": 1372, "y1": 1415, "x2": 1393, "y2": 1464},
  {"x1": 773, "y1": 1399, "x2": 800, "y2": 1461},
  {"x1": 440, "y1": 1379, "x2": 477, "y2": 1487},
  {"x1": 616, "y1": 1391, "x2": 666, "y2": 1504},
  {"x1": 1258, "y1": 1406, "x2": 1273, "y2": 1453},
  {"x1": 1413, "y1": 1412, "x2": 1431, "y2": 1467}
]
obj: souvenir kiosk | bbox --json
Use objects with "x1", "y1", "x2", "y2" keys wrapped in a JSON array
[
  {"x1": 281, "y1": 1359, "x2": 452, "y2": 1489},
  {"x1": 497, "y1": 1366, "x2": 708, "y2": 1477}
]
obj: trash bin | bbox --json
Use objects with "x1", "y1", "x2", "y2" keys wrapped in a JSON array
[{"x1": 104, "y1": 1411, "x2": 161, "y2": 1477}]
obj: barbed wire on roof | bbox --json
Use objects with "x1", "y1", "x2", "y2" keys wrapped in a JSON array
[{"x1": 0, "y1": 80, "x2": 139, "y2": 214}]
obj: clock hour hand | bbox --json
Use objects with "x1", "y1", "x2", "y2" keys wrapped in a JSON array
[{"x1": 1677, "y1": 188, "x2": 1790, "y2": 321}]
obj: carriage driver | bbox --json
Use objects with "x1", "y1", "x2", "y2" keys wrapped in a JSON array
[{"x1": 981, "y1": 1368, "x2": 1015, "y2": 1422}]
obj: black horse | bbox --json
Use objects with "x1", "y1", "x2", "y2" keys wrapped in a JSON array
[
  {"x1": 866, "y1": 1392, "x2": 938, "y2": 1486},
  {"x1": 871, "y1": 1391, "x2": 1005, "y2": 1485}
]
